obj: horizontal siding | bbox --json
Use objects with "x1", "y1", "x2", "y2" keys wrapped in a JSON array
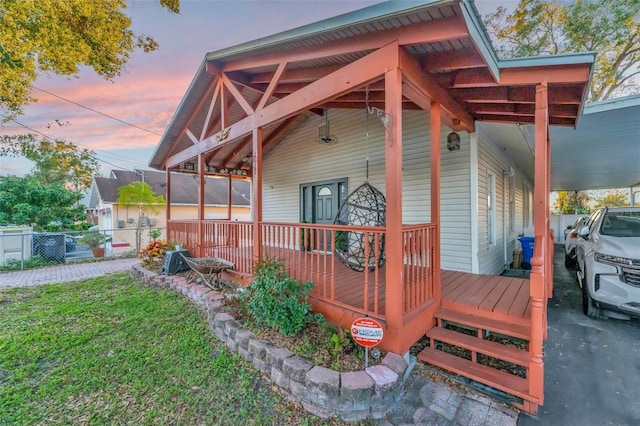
[
  {"x1": 476, "y1": 132, "x2": 533, "y2": 275},
  {"x1": 263, "y1": 109, "x2": 472, "y2": 272}
]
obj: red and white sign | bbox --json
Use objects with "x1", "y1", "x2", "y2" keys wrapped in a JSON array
[{"x1": 351, "y1": 317, "x2": 384, "y2": 348}]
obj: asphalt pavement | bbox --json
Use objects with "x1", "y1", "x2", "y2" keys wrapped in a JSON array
[{"x1": 519, "y1": 246, "x2": 640, "y2": 425}]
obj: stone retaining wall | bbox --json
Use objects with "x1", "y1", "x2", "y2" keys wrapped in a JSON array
[{"x1": 130, "y1": 264, "x2": 411, "y2": 421}]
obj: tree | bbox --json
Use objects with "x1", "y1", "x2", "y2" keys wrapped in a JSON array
[
  {"x1": 0, "y1": 134, "x2": 100, "y2": 191},
  {"x1": 553, "y1": 190, "x2": 590, "y2": 214},
  {"x1": 590, "y1": 189, "x2": 630, "y2": 208},
  {"x1": 0, "y1": 0, "x2": 179, "y2": 118},
  {"x1": 116, "y1": 181, "x2": 165, "y2": 252},
  {"x1": 0, "y1": 175, "x2": 85, "y2": 229},
  {"x1": 484, "y1": 0, "x2": 640, "y2": 101}
]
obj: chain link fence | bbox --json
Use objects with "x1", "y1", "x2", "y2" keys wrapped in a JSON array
[{"x1": 0, "y1": 227, "x2": 167, "y2": 270}]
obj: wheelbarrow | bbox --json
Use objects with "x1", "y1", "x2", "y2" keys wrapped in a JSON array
[{"x1": 180, "y1": 253, "x2": 234, "y2": 290}]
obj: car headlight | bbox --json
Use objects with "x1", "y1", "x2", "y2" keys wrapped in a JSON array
[{"x1": 594, "y1": 252, "x2": 634, "y2": 268}]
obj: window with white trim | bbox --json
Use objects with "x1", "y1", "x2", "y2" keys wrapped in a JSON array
[
  {"x1": 488, "y1": 172, "x2": 496, "y2": 245},
  {"x1": 523, "y1": 182, "x2": 530, "y2": 228},
  {"x1": 509, "y1": 172, "x2": 515, "y2": 233}
]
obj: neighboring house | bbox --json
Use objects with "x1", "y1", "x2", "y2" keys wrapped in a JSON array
[
  {"x1": 88, "y1": 169, "x2": 251, "y2": 253},
  {"x1": 147, "y1": 0, "x2": 595, "y2": 414}
]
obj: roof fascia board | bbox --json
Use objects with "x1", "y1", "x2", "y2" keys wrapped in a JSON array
[
  {"x1": 498, "y1": 52, "x2": 597, "y2": 69},
  {"x1": 149, "y1": 59, "x2": 212, "y2": 169},
  {"x1": 583, "y1": 94, "x2": 640, "y2": 115},
  {"x1": 458, "y1": 0, "x2": 500, "y2": 81},
  {"x1": 204, "y1": 0, "x2": 449, "y2": 62}
]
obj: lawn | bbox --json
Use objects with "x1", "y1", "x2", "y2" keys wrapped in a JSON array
[{"x1": 0, "y1": 273, "x2": 340, "y2": 425}]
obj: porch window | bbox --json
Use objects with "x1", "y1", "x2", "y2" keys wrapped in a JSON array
[
  {"x1": 488, "y1": 172, "x2": 496, "y2": 245},
  {"x1": 509, "y1": 173, "x2": 515, "y2": 233},
  {"x1": 523, "y1": 182, "x2": 530, "y2": 228}
]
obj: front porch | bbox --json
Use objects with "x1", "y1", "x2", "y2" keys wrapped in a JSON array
[
  {"x1": 169, "y1": 218, "x2": 537, "y2": 410},
  {"x1": 152, "y1": 1, "x2": 594, "y2": 415}
]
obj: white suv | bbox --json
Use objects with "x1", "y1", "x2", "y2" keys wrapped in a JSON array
[
  {"x1": 564, "y1": 216, "x2": 587, "y2": 267},
  {"x1": 575, "y1": 207, "x2": 640, "y2": 319}
]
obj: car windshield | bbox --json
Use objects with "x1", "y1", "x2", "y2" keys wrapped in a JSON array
[{"x1": 599, "y1": 212, "x2": 640, "y2": 237}]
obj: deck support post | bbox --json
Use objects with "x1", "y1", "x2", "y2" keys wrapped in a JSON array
[
  {"x1": 430, "y1": 101, "x2": 442, "y2": 305},
  {"x1": 528, "y1": 83, "x2": 549, "y2": 412},
  {"x1": 198, "y1": 153, "x2": 206, "y2": 257},
  {"x1": 384, "y1": 62, "x2": 404, "y2": 354},
  {"x1": 252, "y1": 127, "x2": 263, "y2": 265}
]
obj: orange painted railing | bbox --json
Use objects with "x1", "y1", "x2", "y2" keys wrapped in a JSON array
[
  {"x1": 203, "y1": 221, "x2": 254, "y2": 275},
  {"x1": 168, "y1": 220, "x2": 254, "y2": 274},
  {"x1": 260, "y1": 222, "x2": 386, "y2": 318},
  {"x1": 528, "y1": 229, "x2": 553, "y2": 407},
  {"x1": 167, "y1": 220, "x2": 199, "y2": 251},
  {"x1": 402, "y1": 224, "x2": 437, "y2": 315},
  {"x1": 168, "y1": 220, "x2": 438, "y2": 321}
]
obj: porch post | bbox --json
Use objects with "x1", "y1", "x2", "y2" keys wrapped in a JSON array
[
  {"x1": 384, "y1": 66, "x2": 404, "y2": 350},
  {"x1": 430, "y1": 101, "x2": 442, "y2": 303},
  {"x1": 198, "y1": 153, "x2": 206, "y2": 257},
  {"x1": 252, "y1": 127, "x2": 263, "y2": 263},
  {"x1": 529, "y1": 83, "x2": 548, "y2": 410}
]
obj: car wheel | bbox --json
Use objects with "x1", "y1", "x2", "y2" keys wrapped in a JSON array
[
  {"x1": 564, "y1": 249, "x2": 575, "y2": 267},
  {"x1": 581, "y1": 270, "x2": 603, "y2": 319}
]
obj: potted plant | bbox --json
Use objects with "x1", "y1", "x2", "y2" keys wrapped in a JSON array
[{"x1": 83, "y1": 230, "x2": 110, "y2": 258}]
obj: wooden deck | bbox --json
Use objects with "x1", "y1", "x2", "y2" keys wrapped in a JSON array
[
  {"x1": 221, "y1": 242, "x2": 530, "y2": 329},
  {"x1": 261, "y1": 246, "x2": 388, "y2": 319},
  {"x1": 441, "y1": 270, "x2": 531, "y2": 326}
]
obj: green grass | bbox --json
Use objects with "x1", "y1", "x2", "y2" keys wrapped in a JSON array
[{"x1": 0, "y1": 273, "x2": 319, "y2": 425}]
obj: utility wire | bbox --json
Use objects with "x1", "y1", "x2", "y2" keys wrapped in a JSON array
[
  {"x1": 32, "y1": 85, "x2": 163, "y2": 136},
  {"x1": 1, "y1": 115, "x2": 148, "y2": 171}
]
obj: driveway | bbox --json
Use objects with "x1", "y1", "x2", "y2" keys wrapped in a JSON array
[{"x1": 519, "y1": 246, "x2": 640, "y2": 425}]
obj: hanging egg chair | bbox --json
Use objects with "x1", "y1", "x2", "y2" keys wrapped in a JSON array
[{"x1": 333, "y1": 181, "x2": 386, "y2": 272}]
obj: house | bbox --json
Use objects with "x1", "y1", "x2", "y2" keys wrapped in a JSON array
[
  {"x1": 147, "y1": 0, "x2": 595, "y2": 414},
  {"x1": 88, "y1": 169, "x2": 251, "y2": 253}
]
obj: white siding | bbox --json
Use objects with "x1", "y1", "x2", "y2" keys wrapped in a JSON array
[
  {"x1": 262, "y1": 109, "x2": 472, "y2": 272},
  {"x1": 476, "y1": 132, "x2": 531, "y2": 275}
]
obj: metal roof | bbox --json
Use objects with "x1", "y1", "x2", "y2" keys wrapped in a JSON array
[
  {"x1": 546, "y1": 94, "x2": 640, "y2": 190},
  {"x1": 149, "y1": 0, "x2": 594, "y2": 173}
]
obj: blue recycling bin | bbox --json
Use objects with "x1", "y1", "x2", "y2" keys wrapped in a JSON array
[{"x1": 519, "y1": 237, "x2": 535, "y2": 269}]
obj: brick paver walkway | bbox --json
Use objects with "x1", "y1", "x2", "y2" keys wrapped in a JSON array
[{"x1": 0, "y1": 258, "x2": 139, "y2": 288}]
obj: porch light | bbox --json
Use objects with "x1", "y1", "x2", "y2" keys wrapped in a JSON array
[
  {"x1": 447, "y1": 131, "x2": 460, "y2": 151},
  {"x1": 183, "y1": 161, "x2": 195, "y2": 170}
]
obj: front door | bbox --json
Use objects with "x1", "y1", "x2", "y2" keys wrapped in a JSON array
[
  {"x1": 300, "y1": 178, "x2": 347, "y2": 251},
  {"x1": 314, "y1": 185, "x2": 336, "y2": 250}
]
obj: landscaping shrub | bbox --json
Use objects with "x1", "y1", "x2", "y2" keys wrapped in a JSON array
[{"x1": 243, "y1": 256, "x2": 316, "y2": 335}]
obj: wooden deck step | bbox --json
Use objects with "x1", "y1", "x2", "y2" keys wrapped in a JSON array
[
  {"x1": 418, "y1": 347, "x2": 531, "y2": 401},
  {"x1": 427, "y1": 327, "x2": 529, "y2": 367},
  {"x1": 436, "y1": 308, "x2": 530, "y2": 341}
]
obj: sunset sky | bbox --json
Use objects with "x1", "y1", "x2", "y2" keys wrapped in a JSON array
[{"x1": 0, "y1": 0, "x2": 505, "y2": 178}]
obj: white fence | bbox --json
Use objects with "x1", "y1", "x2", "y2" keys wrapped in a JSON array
[{"x1": 550, "y1": 214, "x2": 586, "y2": 244}]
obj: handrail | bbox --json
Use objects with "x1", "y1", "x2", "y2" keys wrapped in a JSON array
[{"x1": 168, "y1": 220, "x2": 438, "y2": 320}]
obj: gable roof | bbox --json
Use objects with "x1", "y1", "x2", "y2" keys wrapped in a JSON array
[
  {"x1": 149, "y1": 0, "x2": 594, "y2": 172},
  {"x1": 91, "y1": 169, "x2": 250, "y2": 207}
]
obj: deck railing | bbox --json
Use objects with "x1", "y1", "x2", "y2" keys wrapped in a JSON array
[
  {"x1": 260, "y1": 222, "x2": 386, "y2": 318},
  {"x1": 203, "y1": 221, "x2": 254, "y2": 275},
  {"x1": 167, "y1": 220, "x2": 199, "y2": 251},
  {"x1": 168, "y1": 219, "x2": 438, "y2": 320},
  {"x1": 402, "y1": 224, "x2": 437, "y2": 315}
]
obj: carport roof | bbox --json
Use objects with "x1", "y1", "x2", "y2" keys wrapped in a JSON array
[{"x1": 545, "y1": 95, "x2": 640, "y2": 191}]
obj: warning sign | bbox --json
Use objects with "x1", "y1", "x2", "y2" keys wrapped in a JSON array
[{"x1": 351, "y1": 317, "x2": 384, "y2": 348}]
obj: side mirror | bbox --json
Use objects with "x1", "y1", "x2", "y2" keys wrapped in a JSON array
[{"x1": 578, "y1": 226, "x2": 590, "y2": 238}]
